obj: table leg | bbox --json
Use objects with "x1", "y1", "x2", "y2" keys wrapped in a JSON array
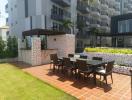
[{"x1": 93, "y1": 73, "x2": 96, "y2": 85}]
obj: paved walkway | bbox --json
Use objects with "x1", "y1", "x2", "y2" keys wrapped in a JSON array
[{"x1": 13, "y1": 63, "x2": 131, "y2": 100}]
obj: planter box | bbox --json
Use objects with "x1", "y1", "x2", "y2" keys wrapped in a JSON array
[
  {"x1": 0, "y1": 58, "x2": 18, "y2": 63},
  {"x1": 83, "y1": 52, "x2": 132, "y2": 66}
]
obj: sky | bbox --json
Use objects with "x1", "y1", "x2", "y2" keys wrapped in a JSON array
[{"x1": 0, "y1": 0, "x2": 8, "y2": 27}]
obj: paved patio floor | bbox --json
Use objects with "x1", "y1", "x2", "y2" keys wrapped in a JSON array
[{"x1": 13, "y1": 62, "x2": 131, "y2": 100}]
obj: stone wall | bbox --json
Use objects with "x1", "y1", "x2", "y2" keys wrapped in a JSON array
[
  {"x1": 18, "y1": 34, "x2": 75, "y2": 66},
  {"x1": 41, "y1": 49, "x2": 57, "y2": 64},
  {"x1": 47, "y1": 34, "x2": 75, "y2": 58},
  {"x1": 84, "y1": 52, "x2": 132, "y2": 66},
  {"x1": 31, "y1": 37, "x2": 41, "y2": 66},
  {"x1": 19, "y1": 50, "x2": 32, "y2": 64}
]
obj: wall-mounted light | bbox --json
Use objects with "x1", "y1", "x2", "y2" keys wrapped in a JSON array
[{"x1": 54, "y1": 38, "x2": 56, "y2": 41}]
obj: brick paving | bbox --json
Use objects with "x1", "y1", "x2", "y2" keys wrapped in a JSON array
[{"x1": 13, "y1": 62, "x2": 131, "y2": 100}]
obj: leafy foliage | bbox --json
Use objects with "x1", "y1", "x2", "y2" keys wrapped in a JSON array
[
  {"x1": 0, "y1": 36, "x2": 18, "y2": 59},
  {"x1": 84, "y1": 47, "x2": 132, "y2": 54},
  {"x1": 0, "y1": 37, "x2": 6, "y2": 58}
]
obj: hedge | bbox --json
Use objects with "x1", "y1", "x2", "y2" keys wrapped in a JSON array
[{"x1": 84, "y1": 47, "x2": 132, "y2": 54}]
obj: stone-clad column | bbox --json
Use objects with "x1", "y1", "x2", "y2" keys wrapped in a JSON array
[{"x1": 31, "y1": 37, "x2": 41, "y2": 66}]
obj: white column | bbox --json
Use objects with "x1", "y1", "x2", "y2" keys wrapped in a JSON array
[
  {"x1": 31, "y1": 37, "x2": 41, "y2": 66},
  {"x1": 36, "y1": 0, "x2": 42, "y2": 15}
]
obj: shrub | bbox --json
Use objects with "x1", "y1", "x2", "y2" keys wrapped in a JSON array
[
  {"x1": 0, "y1": 37, "x2": 6, "y2": 58},
  {"x1": 0, "y1": 36, "x2": 18, "y2": 59},
  {"x1": 84, "y1": 47, "x2": 132, "y2": 54},
  {"x1": 6, "y1": 36, "x2": 18, "y2": 58}
]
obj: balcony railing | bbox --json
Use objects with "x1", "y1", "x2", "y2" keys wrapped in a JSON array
[
  {"x1": 77, "y1": 1, "x2": 89, "y2": 14},
  {"x1": 51, "y1": 13, "x2": 63, "y2": 21},
  {"x1": 51, "y1": 9, "x2": 71, "y2": 21},
  {"x1": 51, "y1": 0, "x2": 71, "y2": 7}
]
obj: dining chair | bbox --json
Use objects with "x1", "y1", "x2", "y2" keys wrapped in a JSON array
[
  {"x1": 80, "y1": 55, "x2": 87, "y2": 59},
  {"x1": 51, "y1": 54, "x2": 62, "y2": 72},
  {"x1": 95, "y1": 61, "x2": 115, "y2": 84},
  {"x1": 68, "y1": 54, "x2": 74, "y2": 58},
  {"x1": 74, "y1": 54, "x2": 80, "y2": 58},
  {"x1": 62, "y1": 57, "x2": 76, "y2": 76},
  {"x1": 76, "y1": 59, "x2": 92, "y2": 80},
  {"x1": 92, "y1": 57, "x2": 105, "y2": 70},
  {"x1": 92, "y1": 57, "x2": 103, "y2": 61},
  {"x1": 50, "y1": 54, "x2": 57, "y2": 69}
]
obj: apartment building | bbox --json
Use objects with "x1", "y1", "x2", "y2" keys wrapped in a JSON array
[
  {"x1": 0, "y1": 26, "x2": 9, "y2": 41},
  {"x1": 6, "y1": 0, "x2": 77, "y2": 39},
  {"x1": 6, "y1": 0, "x2": 132, "y2": 51},
  {"x1": 120, "y1": 0, "x2": 132, "y2": 14}
]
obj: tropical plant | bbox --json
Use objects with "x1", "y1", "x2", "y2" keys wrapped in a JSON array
[
  {"x1": 0, "y1": 37, "x2": 6, "y2": 58},
  {"x1": 6, "y1": 36, "x2": 18, "y2": 58},
  {"x1": 61, "y1": 19, "x2": 75, "y2": 34}
]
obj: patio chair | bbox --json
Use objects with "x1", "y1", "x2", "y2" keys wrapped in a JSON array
[
  {"x1": 80, "y1": 55, "x2": 87, "y2": 59},
  {"x1": 50, "y1": 54, "x2": 62, "y2": 72},
  {"x1": 50, "y1": 54, "x2": 57, "y2": 69},
  {"x1": 95, "y1": 61, "x2": 115, "y2": 84},
  {"x1": 92, "y1": 57, "x2": 103, "y2": 61},
  {"x1": 92, "y1": 57, "x2": 105, "y2": 70},
  {"x1": 62, "y1": 57, "x2": 76, "y2": 76},
  {"x1": 68, "y1": 54, "x2": 74, "y2": 58},
  {"x1": 76, "y1": 60, "x2": 92, "y2": 80},
  {"x1": 74, "y1": 54, "x2": 80, "y2": 58}
]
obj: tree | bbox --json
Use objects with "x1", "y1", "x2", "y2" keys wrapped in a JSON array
[
  {"x1": 6, "y1": 36, "x2": 18, "y2": 58},
  {"x1": 61, "y1": 19, "x2": 75, "y2": 34},
  {"x1": 0, "y1": 37, "x2": 6, "y2": 58}
]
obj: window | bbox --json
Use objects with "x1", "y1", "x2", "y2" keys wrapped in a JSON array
[
  {"x1": 25, "y1": 0, "x2": 28, "y2": 17},
  {"x1": 14, "y1": 4, "x2": 17, "y2": 8},
  {"x1": 41, "y1": 35, "x2": 47, "y2": 50}
]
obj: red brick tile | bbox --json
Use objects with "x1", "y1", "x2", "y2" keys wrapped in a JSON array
[{"x1": 12, "y1": 62, "x2": 131, "y2": 100}]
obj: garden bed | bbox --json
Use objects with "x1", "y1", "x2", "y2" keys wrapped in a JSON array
[{"x1": 84, "y1": 47, "x2": 132, "y2": 54}]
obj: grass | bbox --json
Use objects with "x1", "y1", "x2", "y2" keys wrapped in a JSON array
[
  {"x1": 84, "y1": 47, "x2": 132, "y2": 54},
  {"x1": 0, "y1": 63, "x2": 77, "y2": 100}
]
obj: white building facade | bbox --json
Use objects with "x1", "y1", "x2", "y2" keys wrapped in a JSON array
[
  {"x1": 0, "y1": 26, "x2": 9, "y2": 41},
  {"x1": 6, "y1": 0, "x2": 77, "y2": 39},
  {"x1": 6, "y1": 0, "x2": 123, "y2": 38}
]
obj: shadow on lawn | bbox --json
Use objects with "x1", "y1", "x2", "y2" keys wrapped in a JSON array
[{"x1": 10, "y1": 61, "x2": 32, "y2": 69}]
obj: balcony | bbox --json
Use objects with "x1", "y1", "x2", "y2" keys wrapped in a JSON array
[
  {"x1": 51, "y1": 9, "x2": 71, "y2": 21},
  {"x1": 101, "y1": 4, "x2": 108, "y2": 10},
  {"x1": 6, "y1": 18, "x2": 9, "y2": 25},
  {"x1": 90, "y1": 12, "x2": 100, "y2": 18},
  {"x1": 91, "y1": 24, "x2": 100, "y2": 28},
  {"x1": 51, "y1": 13, "x2": 63, "y2": 21},
  {"x1": 51, "y1": 0, "x2": 71, "y2": 7},
  {"x1": 77, "y1": 1, "x2": 89, "y2": 14}
]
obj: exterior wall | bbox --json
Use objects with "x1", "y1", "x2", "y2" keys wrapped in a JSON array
[
  {"x1": 31, "y1": 37, "x2": 41, "y2": 66},
  {"x1": 41, "y1": 50, "x2": 57, "y2": 64},
  {"x1": 18, "y1": 34, "x2": 75, "y2": 65},
  {"x1": 0, "y1": 27, "x2": 9, "y2": 41},
  {"x1": 124, "y1": 36, "x2": 132, "y2": 47},
  {"x1": 84, "y1": 52, "x2": 132, "y2": 66},
  {"x1": 47, "y1": 34, "x2": 75, "y2": 58},
  {"x1": 19, "y1": 50, "x2": 32, "y2": 64},
  {"x1": 7, "y1": 0, "x2": 76, "y2": 38},
  {"x1": 101, "y1": 37, "x2": 112, "y2": 47}
]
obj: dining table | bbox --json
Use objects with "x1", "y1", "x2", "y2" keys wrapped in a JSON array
[{"x1": 59, "y1": 57, "x2": 112, "y2": 84}]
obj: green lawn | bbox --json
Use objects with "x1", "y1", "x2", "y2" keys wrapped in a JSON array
[{"x1": 0, "y1": 63, "x2": 77, "y2": 100}]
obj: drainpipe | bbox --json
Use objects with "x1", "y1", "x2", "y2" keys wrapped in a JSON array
[{"x1": 130, "y1": 69, "x2": 132, "y2": 100}]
